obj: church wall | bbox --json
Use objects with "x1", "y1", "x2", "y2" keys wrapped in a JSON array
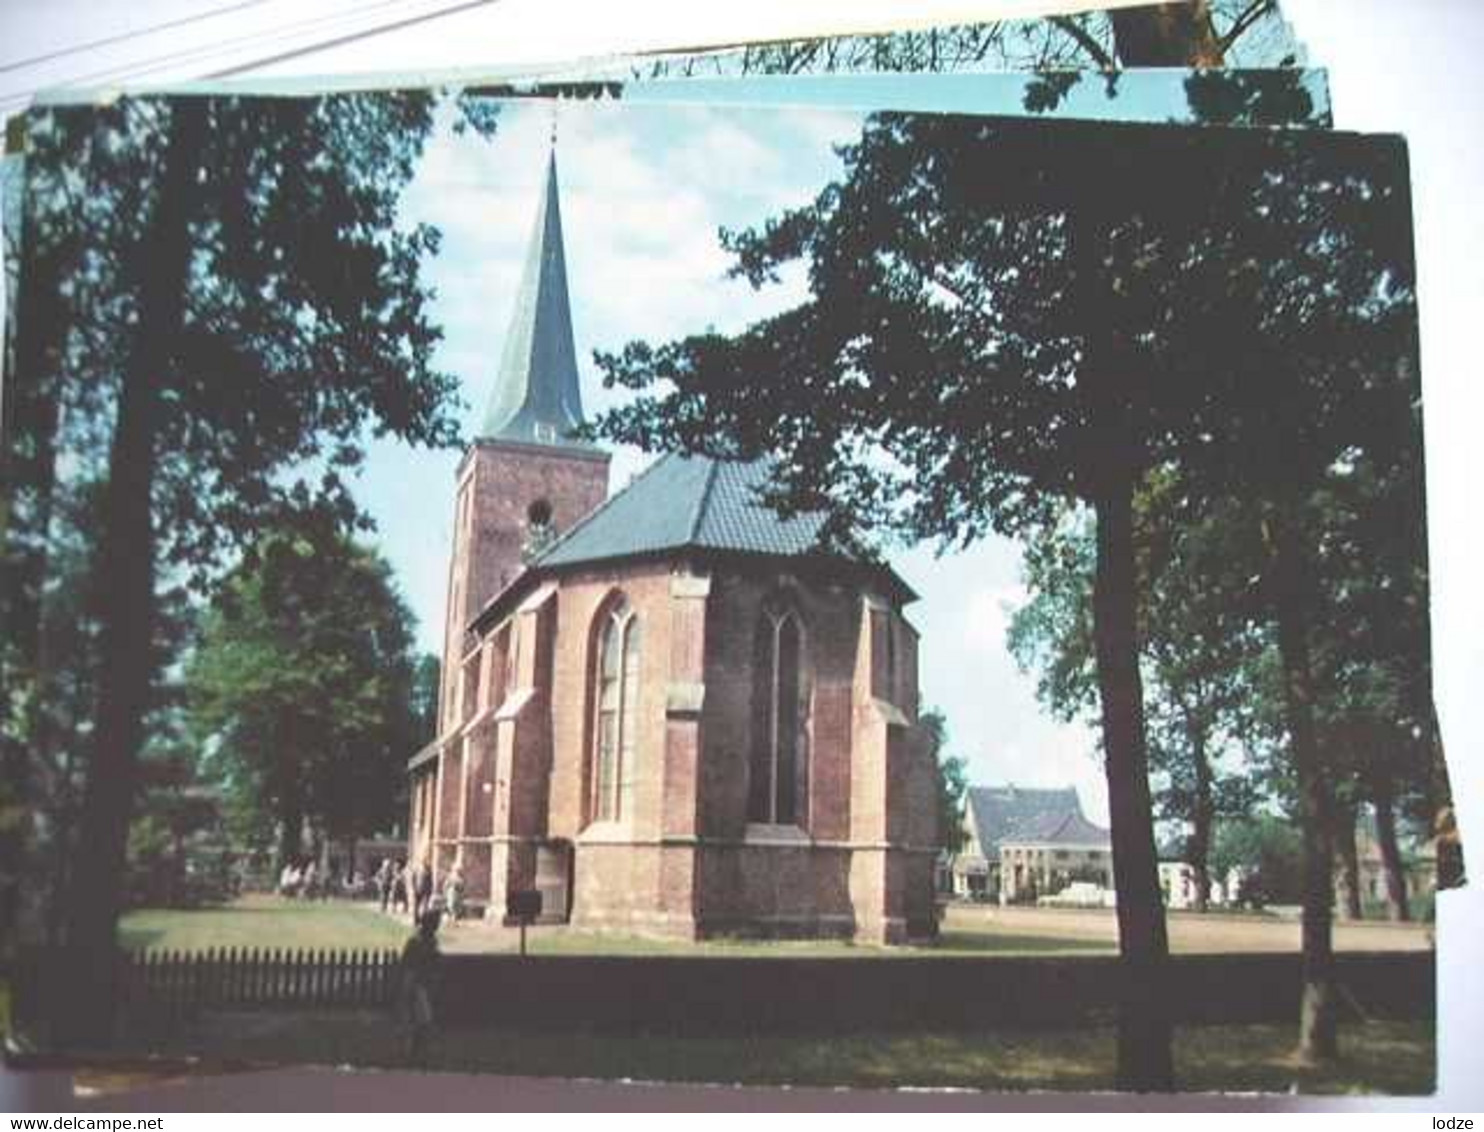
[
  {"x1": 445, "y1": 587, "x2": 559, "y2": 917},
  {"x1": 545, "y1": 562, "x2": 675, "y2": 840},
  {"x1": 698, "y1": 566, "x2": 862, "y2": 843},
  {"x1": 888, "y1": 720, "x2": 942, "y2": 939},
  {"x1": 694, "y1": 842, "x2": 855, "y2": 939},
  {"x1": 655, "y1": 843, "x2": 698, "y2": 934},
  {"x1": 686, "y1": 567, "x2": 864, "y2": 937},
  {"x1": 849, "y1": 605, "x2": 892, "y2": 847},
  {"x1": 434, "y1": 743, "x2": 464, "y2": 878},
  {"x1": 897, "y1": 715, "x2": 940, "y2": 853},
  {"x1": 541, "y1": 562, "x2": 675, "y2": 932},
  {"x1": 465, "y1": 441, "x2": 609, "y2": 606},
  {"x1": 460, "y1": 842, "x2": 493, "y2": 905},
  {"x1": 437, "y1": 440, "x2": 608, "y2": 742},
  {"x1": 806, "y1": 682, "x2": 855, "y2": 841},
  {"x1": 450, "y1": 633, "x2": 506, "y2": 906},
  {"x1": 691, "y1": 567, "x2": 937, "y2": 941},
  {"x1": 569, "y1": 843, "x2": 665, "y2": 933},
  {"x1": 847, "y1": 598, "x2": 940, "y2": 943},
  {"x1": 850, "y1": 844, "x2": 938, "y2": 945},
  {"x1": 429, "y1": 543, "x2": 937, "y2": 941},
  {"x1": 462, "y1": 717, "x2": 497, "y2": 854},
  {"x1": 656, "y1": 572, "x2": 708, "y2": 933},
  {"x1": 503, "y1": 588, "x2": 557, "y2": 842}
]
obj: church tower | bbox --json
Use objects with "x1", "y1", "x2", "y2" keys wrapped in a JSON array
[{"x1": 436, "y1": 148, "x2": 610, "y2": 742}]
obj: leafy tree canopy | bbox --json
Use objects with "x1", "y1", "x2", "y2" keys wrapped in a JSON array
[
  {"x1": 187, "y1": 514, "x2": 420, "y2": 864},
  {"x1": 921, "y1": 709, "x2": 969, "y2": 853},
  {"x1": 587, "y1": 117, "x2": 1411, "y2": 549},
  {"x1": 6, "y1": 91, "x2": 497, "y2": 972},
  {"x1": 631, "y1": 1, "x2": 1298, "y2": 76}
]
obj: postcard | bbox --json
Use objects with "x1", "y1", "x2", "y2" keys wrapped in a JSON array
[
  {"x1": 0, "y1": 89, "x2": 1449, "y2": 1098},
  {"x1": 14, "y1": 4, "x2": 1312, "y2": 124}
]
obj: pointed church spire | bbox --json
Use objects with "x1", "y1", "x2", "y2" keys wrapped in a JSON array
[{"x1": 481, "y1": 144, "x2": 588, "y2": 446}]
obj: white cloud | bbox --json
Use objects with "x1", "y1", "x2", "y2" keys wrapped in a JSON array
[{"x1": 963, "y1": 583, "x2": 1029, "y2": 656}]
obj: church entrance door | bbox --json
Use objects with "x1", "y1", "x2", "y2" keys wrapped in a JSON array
[{"x1": 536, "y1": 840, "x2": 573, "y2": 923}]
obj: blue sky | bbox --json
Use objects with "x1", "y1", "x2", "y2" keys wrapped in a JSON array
[
  {"x1": 623, "y1": 70, "x2": 1330, "y2": 124},
  {"x1": 353, "y1": 98, "x2": 1112, "y2": 821}
]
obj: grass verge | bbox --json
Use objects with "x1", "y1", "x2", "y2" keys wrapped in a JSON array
[{"x1": 117, "y1": 1014, "x2": 1432, "y2": 1095}]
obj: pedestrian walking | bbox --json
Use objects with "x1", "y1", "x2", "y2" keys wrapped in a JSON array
[
  {"x1": 391, "y1": 861, "x2": 409, "y2": 914},
  {"x1": 376, "y1": 857, "x2": 395, "y2": 912},
  {"x1": 397, "y1": 909, "x2": 441, "y2": 1065},
  {"x1": 413, "y1": 861, "x2": 434, "y2": 922},
  {"x1": 443, "y1": 862, "x2": 465, "y2": 923}
]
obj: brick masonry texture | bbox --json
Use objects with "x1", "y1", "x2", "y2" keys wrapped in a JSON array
[{"x1": 412, "y1": 442, "x2": 939, "y2": 943}]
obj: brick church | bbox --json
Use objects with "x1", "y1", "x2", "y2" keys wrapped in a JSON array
[{"x1": 406, "y1": 148, "x2": 939, "y2": 943}]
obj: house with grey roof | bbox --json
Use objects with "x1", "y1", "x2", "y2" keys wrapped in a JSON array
[
  {"x1": 407, "y1": 146, "x2": 939, "y2": 944},
  {"x1": 950, "y1": 784, "x2": 1111, "y2": 904}
]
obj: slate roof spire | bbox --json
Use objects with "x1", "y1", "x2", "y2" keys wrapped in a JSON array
[{"x1": 481, "y1": 145, "x2": 588, "y2": 446}]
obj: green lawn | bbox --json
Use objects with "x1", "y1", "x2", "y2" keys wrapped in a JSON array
[
  {"x1": 491, "y1": 926, "x2": 1110, "y2": 958},
  {"x1": 83, "y1": 898, "x2": 1432, "y2": 1095},
  {"x1": 129, "y1": 1014, "x2": 1433, "y2": 1095},
  {"x1": 118, "y1": 896, "x2": 1111, "y2": 957},
  {"x1": 119, "y1": 895, "x2": 407, "y2": 953}
]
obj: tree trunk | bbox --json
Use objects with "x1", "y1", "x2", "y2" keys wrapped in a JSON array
[
  {"x1": 1, "y1": 175, "x2": 68, "y2": 952},
  {"x1": 1334, "y1": 797, "x2": 1363, "y2": 921},
  {"x1": 1265, "y1": 500, "x2": 1337, "y2": 1065},
  {"x1": 1371, "y1": 781, "x2": 1412, "y2": 923},
  {"x1": 57, "y1": 100, "x2": 205, "y2": 1041},
  {"x1": 1188, "y1": 717, "x2": 1213, "y2": 914},
  {"x1": 1110, "y1": 2, "x2": 1224, "y2": 66},
  {"x1": 1067, "y1": 156, "x2": 1172, "y2": 1089},
  {"x1": 277, "y1": 797, "x2": 306, "y2": 872},
  {"x1": 170, "y1": 830, "x2": 186, "y2": 907},
  {"x1": 42, "y1": 742, "x2": 81, "y2": 949},
  {"x1": 1094, "y1": 466, "x2": 1174, "y2": 1092}
]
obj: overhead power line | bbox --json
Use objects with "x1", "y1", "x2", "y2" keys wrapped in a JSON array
[
  {"x1": 0, "y1": 0, "x2": 271, "y2": 75},
  {"x1": 21, "y1": 0, "x2": 445, "y2": 91},
  {"x1": 3, "y1": 0, "x2": 501, "y2": 118},
  {"x1": 207, "y1": 0, "x2": 501, "y2": 78}
]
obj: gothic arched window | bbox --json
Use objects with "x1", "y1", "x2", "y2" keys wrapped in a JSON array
[
  {"x1": 749, "y1": 607, "x2": 807, "y2": 825},
  {"x1": 591, "y1": 597, "x2": 640, "y2": 823}
]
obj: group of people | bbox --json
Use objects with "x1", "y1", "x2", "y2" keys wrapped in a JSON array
[
  {"x1": 277, "y1": 858, "x2": 380, "y2": 901},
  {"x1": 279, "y1": 854, "x2": 469, "y2": 923},
  {"x1": 374, "y1": 857, "x2": 465, "y2": 924},
  {"x1": 277, "y1": 859, "x2": 329, "y2": 900}
]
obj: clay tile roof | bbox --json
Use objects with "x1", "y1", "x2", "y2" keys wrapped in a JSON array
[
  {"x1": 470, "y1": 452, "x2": 918, "y2": 634},
  {"x1": 965, "y1": 785, "x2": 1107, "y2": 856},
  {"x1": 535, "y1": 452, "x2": 881, "y2": 572},
  {"x1": 1002, "y1": 810, "x2": 1111, "y2": 848}
]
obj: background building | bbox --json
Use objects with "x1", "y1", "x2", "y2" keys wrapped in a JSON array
[{"x1": 950, "y1": 784, "x2": 1111, "y2": 903}]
